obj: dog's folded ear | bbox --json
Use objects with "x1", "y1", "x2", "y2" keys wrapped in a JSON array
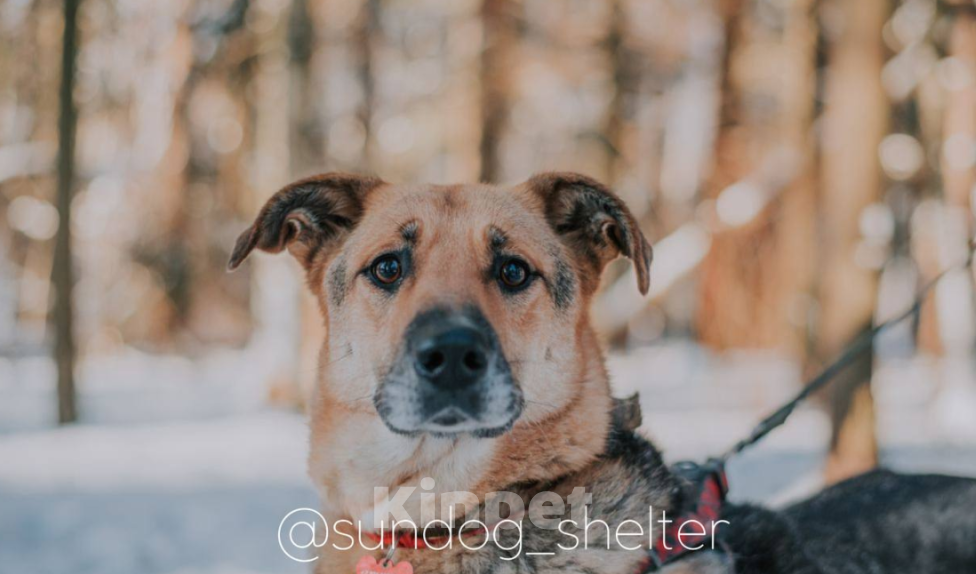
[
  {"x1": 526, "y1": 172, "x2": 652, "y2": 295},
  {"x1": 227, "y1": 173, "x2": 385, "y2": 271}
]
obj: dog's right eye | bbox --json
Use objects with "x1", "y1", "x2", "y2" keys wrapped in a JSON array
[{"x1": 370, "y1": 255, "x2": 402, "y2": 286}]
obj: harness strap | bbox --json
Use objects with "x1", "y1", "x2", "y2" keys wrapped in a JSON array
[{"x1": 641, "y1": 460, "x2": 729, "y2": 572}]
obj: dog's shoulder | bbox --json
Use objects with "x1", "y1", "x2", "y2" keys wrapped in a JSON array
[
  {"x1": 595, "y1": 413, "x2": 683, "y2": 507},
  {"x1": 600, "y1": 395, "x2": 679, "y2": 499},
  {"x1": 604, "y1": 424, "x2": 668, "y2": 477}
]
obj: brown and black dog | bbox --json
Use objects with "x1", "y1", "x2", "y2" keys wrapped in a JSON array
[{"x1": 230, "y1": 173, "x2": 976, "y2": 574}]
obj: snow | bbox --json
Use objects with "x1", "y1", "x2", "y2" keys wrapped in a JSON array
[
  {"x1": 0, "y1": 414, "x2": 315, "y2": 574},
  {"x1": 1, "y1": 342, "x2": 974, "y2": 573},
  {"x1": 0, "y1": 413, "x2": 308, "y2": 491},
  {"x1": 0, "y1": 348, "x2": 314, "y2": 574}
]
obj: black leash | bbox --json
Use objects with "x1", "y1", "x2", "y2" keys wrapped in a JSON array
[{"x1": 721, "y1": 240, "x2": 976, "y2": 461}]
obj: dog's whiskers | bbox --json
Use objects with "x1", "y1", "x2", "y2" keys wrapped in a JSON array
[
  {"x1": 324, "y1": 350, "x2": 354, "y2": 367},
  {"x1": 524, "y1": 398, "x2": 559, "y2": 409},
  {"x1": 349, "y1": 391, "x2": 377, "y2": 403},
  {"x1": 507, "y1": 358, "x2": 545, "y2": 366}
]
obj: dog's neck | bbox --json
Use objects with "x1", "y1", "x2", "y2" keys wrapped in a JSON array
[{"x1": 307, "y1": 327, "x2": 614, "y2": 528}]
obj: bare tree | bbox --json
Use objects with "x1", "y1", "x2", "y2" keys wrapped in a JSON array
[
  {"x1": 699, "y1": 0, "x2": 818, "y2": 355},
  {"x1": 817, "y1": 0, "x2": 890, "y2": 483},
  {"x1": 289, "y1": 0, "x2": 321, "y2": 174},
  {"x1": 289, "y1": 0, "x2": 326, "y2": 408},
  {"x1": 52, "y1": 0, "x2": 82, "y2": 425},
  {"x1": 355, "y1": 0, "x2": 380, "y2": 170},
  {"x1": 479, "y1": 0, "x2": 515, "y2": 183},
  {"x1": 603, "y1": 0, "x2": 636, "y2": 188}
]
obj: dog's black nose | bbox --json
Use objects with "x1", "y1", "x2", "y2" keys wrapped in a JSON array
[
  {"x1": 414, "y1": 326, "x2": 489, "y2": 388},
  {"x1": 379, "y1": 305, "x2": 519, "y2": 435}
]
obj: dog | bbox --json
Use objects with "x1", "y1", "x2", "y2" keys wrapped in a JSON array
[{"x1": 229, "y1": 172, "x2": 976, "y2": 573}]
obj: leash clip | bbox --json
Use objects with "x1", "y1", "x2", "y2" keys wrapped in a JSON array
[
  {"x1": 383, "y1": 536, "x2": 398, "y2": 566},
  {"x1": 356, "y1": 540, "x2": 413, "y2": 574},
  {"x1": 671, "y1": 458, "x2": 728, "y2": 495}
]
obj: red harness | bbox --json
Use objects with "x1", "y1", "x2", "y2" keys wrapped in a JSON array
[{"x1": 641, "y1": 460, "x2": 729, "y2": 571}]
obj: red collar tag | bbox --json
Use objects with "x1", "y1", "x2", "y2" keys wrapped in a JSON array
[{"x1": 355, "y1": 556, "x2": 413, "y2": 574}]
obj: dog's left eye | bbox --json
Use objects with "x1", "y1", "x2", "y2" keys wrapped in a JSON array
[{"x1": 499, "y1": 259, "x2": 531, "y2": 290}]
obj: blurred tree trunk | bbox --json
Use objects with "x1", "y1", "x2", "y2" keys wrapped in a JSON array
[
  {"x1": 289, "y1": 0, "x2": 321, "y2": 174},
  {"x1": 817, "y1": 0, "x2": 889, "y2": 484},
  {"x1": 288, "y1": 0, "x2": 325, "y2": 409},
  {"x1": 136, "y1": 2, "x2": 254, "y2": 348},
  {"x1": 355, "y1": 0, "x2": 379, "y2": 170},
  {"x1": 52, "y1": 0, "x2": 82, "y2": 425},
  {"x1": 479, "y1": 0, "x2": 514, "y2": 183},
  {"x1": 940, "y1": 4, "x2": 976, "y2": 316},
  {"x1": 604, "y1": 0, "x2": 640, "y2": 190},
  {"x1": 698, "y1": 0, "x2": 818, "y2": 356},
  {"x1": 698, "y1": 1, "x2": 753, "y2": 351},
  {"x1": 942, "y1": 4, "x2": 976, "y2": 218},
  {"x1": 250, "y1": 0, "x2": 301, "y2": 407}
]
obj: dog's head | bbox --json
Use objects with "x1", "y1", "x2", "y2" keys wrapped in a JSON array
[{"x1": 229, "y1": 172, "x2": 651, "y2": 438}]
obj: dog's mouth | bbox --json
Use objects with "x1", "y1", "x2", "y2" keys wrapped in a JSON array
[
  {"x1": 429, "y1": 407, "x2": 467, "y2": 427},
  {"x1": 374, "y1": 375, "x2": 524, "y2": 438},
  {"x1": 373, "y1": 305, "x2": 524, "y2": 438},
  {"x1": 422, "y1": 399, "x2": 522, "y2": 437}
]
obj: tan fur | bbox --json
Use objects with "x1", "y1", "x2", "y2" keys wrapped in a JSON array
[{"x1": 231, "y1": 173, "x2": 652, "y2": 573}]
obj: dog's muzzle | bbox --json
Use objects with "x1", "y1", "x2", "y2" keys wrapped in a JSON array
[{"x1": 375, "y1": 306, "x2": 522, "y2": 437}]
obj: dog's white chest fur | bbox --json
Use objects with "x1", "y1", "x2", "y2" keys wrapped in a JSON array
[{"x1": 312, "y1": 415, "x2": 497, "y2": 526}]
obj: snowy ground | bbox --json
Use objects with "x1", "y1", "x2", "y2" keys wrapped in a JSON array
[{"x1": 1, "y1": 342, "x2": 974, "y2": 574}]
